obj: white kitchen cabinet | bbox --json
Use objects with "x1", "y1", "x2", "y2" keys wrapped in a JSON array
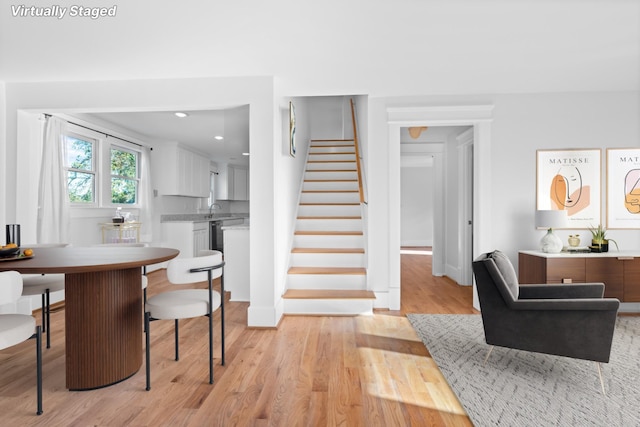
[
  {"x1": 222, "y1": 225, "x2": 249, "y2": 301},
  {"x1": 154, "y1": 143, "x2": 210, "y2": 197},
  {"x1": 216, "y1": 164, "x2": 249, "y2": 201},
  {"x1": 162, "y1": 221, "x2": 210, "y2": 259}
]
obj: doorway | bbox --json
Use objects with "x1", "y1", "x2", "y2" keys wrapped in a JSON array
[
  {"x1": 400, "y1": 125, "x2": 473, "y2": 284},
  {"x1": 387, "y1": 103, "x2": 495, "y2": 311}
]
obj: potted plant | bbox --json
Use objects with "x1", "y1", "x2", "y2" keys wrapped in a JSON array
[{"x1": 589, "y1": 224, "x2": 619, "y2": 252}]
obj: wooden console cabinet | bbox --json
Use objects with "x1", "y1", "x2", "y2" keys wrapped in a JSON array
[{"x1": 519, "y1": 250, "x2": 640, "y2": 302}]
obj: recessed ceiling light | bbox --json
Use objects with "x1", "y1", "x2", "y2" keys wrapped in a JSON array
[
  {"x1": 174, "y1": 112, "x2": 188, "y2": 118},
  {"x1": 242, "y1": 152, "x2": 250, "y2": 156},
  {"x1": 214, "y1": 135, "x2": 224, "y2": 140}
]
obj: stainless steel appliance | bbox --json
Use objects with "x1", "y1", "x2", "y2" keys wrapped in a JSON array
[{"x1": 210, "y1": 219, "x2": 244, "y2": 252}]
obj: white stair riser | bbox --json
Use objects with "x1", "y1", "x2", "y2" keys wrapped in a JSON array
[
  {"x1": 309, "y1": 140, "x2": 354, "y2": 147},
  {"x1": 290, "y1": 252, "x2": 365, "y2": 267},
  {"x1": 296, "y1": 219, "x2": 362, "y2": 232},
  {"x1": 306, "y1": 162, "x2": 357, "y2": 171},
  {"x1": 308, "y1": 153, "x2": 356, "y2": 162},
  {"x1": 309, "y1": 146, "x2": 355, "y2": 154},
  {"x1": 305, "y1": 171, "x2": 358, "y2": 181},
  {"x1": 287, "y1": 274, "x2": 366, "y2": 289},
  {"x1": 294, "y1": 234, "x2": 364, "y2": 248},
  {"x1": 298, "y1": 204, "x2": 361, "y2": 216},
  {"x1": 300, "y1": 192, "x2": 360, "y2": 203},
  {"x1": 283, "y1": 298, "x2": 373, "y2": 316},
  {"x1": 303, "y1": 181, "x2": 359, "y2": 191}
]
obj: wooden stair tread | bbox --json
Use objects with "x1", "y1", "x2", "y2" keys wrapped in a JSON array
[
  {"x1": 302, "y1": 190, "x2": 358, "y2": 193},
  {"x1": 304, "y1": 179, "x2": 358, "y2": 182},
  {"x1": 309, "y1": 152, "x2": 355, "y2": 155},
  {"x1": 295, "y1": 230, "x2": 363, "y2": 236},
  {"x1": 291, "y1": 247, "x2": 364, "y2": 254},
  {"x1": 305, "y1": 169, "x2": 357, "y2": 173},
  {"x1": 299, "y1": 202, "x2": 360, "y2": 206},
  {"x1": 283, "y1": 289, "x2": 375, "y2": 299},
  {"x1": 308, "y1": 160, "x2": 356, "y2": 163},
  {"x1": 310, "y1": 139, "x2": 355, "y2": 142},
  {"x1": 297, "y1": 216, "x2": 361, "y2": 220}
]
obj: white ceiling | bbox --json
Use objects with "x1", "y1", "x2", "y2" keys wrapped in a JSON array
[
  {"x1": 72, "y1": 106, "x2": 250, "y2": 165},
  {"x1": 1, "y1": 2, "x2": 637, "y2": 163},
  {"x1": 1, "y1": 2, "x2": 637, "y2": 96}
]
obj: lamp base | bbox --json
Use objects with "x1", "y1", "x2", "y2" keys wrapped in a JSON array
[{"x1": 540, "y1": 229, "x2": 563, "y2": 253}]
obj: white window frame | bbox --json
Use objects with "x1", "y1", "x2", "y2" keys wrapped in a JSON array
[
  {"x1": 64, "y1": 123, "x2": 143, "y2": 210},
  {"x1": 107, "y1": 143, "x2": 141, "y2": 208},
  {"x1": 63, "y1": 129, "x2": 99, "y2": 207}
]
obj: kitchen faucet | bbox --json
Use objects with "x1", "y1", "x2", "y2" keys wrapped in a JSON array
[{"x1": 207, "y1": 202, "x2": 222, "y2": 218}]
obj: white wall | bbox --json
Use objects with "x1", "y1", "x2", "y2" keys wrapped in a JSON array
[
  {"x1": 489, "y1": 92, "x2": 640, "y2": 269},
  {"x1": 274, "y1": 95, "x2": 311, "y2": 314},
  {"x1": 401, "y1": 166, "x2": 434, "y2": 246},
  {"x1": 0, "y1": 82, "x2": 5, "y2": 242},
  {"x1": 2, "y1": 77, "x2": 284, "y2": 327},
  {"x1": 308, "y1": 96, "x2": 346, "y2": 139},
  {"x1": 369, "y1": 91, "x2": 640, "y2": 309}
]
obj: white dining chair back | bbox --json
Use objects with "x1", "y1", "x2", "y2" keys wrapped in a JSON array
[
  {"x1": 144, "y1": 249, "x2": 225, "y2": 391},
  {"x1": 166, "y1": 251, "x2": 224, "y2": 284},
  {"x1": 21, "y1": 243, "x2": 69, "y2": 349},
  {"x1": 0, "y1": 271, "x2": 43, "y2": 415}
]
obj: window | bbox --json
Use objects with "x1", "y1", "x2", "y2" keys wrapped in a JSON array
[
  {"x1": 63, "y1": 125, "x2": 141, "y2": 207},
  {"x1": 110, "y1": 147, "x2": 139, "y2": 204},
  {"x1": 64, "y1": 134, "x2": 96, "y2": 203}
]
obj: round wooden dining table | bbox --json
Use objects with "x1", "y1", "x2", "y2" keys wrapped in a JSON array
[{"x1": 0, "y1": 246, "x2": 179, "y2": 390}]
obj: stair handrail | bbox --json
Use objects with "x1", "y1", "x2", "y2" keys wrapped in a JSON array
[{"x1": 350, "y1": 99, "x2": 367, "y2": 205}]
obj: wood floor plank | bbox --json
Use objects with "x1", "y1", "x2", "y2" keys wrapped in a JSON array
[{"x1": 0, "y1": 247, "x2": 474, "y2": 426}]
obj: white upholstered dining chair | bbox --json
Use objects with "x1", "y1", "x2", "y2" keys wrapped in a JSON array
[
  {"x1": 144, "y1": 249, "x2": 225, "y2": 391},
  {"x1": 20, "y1": 243, "x2": 69, "y2": 349},
  {"x1": 0, "y1": 271, "x2": 43, "y2": 415}
]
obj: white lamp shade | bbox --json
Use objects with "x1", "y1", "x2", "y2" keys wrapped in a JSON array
[{"x1": 535, "y1": 209, "x2": 567, "y2": 229}]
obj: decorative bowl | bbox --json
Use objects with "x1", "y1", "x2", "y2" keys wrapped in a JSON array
[{"x1": 0, "y1": 246, "x2": 20, "y2": 257}]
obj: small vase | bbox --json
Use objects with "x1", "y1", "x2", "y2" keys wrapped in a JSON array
[
  {"x1": 568, "y1": 236, "x2": 580, "y2": 247},
  {"x1": 591, "y1": 239, "x2": 609, "y2": 253}
]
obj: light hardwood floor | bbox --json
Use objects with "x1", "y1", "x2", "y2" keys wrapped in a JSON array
[{"x1": 0, "y1": 248, "x2": 477, "y2": 426}]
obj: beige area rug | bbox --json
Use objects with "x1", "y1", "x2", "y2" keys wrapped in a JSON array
[{"x1": 408, "y1": 314, "x2": 640, "y2": 427}]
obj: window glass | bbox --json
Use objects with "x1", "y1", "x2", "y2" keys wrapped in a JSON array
[
  {"x1": 110, "y1": 147, "x2": 139, "y2": 205},
  {"x1": 64, "y1": 135, "x2": 95, "y2": 203}
]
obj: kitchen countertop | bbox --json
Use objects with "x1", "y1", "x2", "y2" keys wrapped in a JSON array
[
  {"x1": 161, "y1": 213, "x2": 249, "y2": 223},
  {"x1": 222, "y1": 225, "x2": 250, "y2": 230}
]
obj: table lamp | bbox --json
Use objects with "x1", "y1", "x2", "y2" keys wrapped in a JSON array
[{"x1": 535, "y1": 209, "x2": 567, "y2": 253}]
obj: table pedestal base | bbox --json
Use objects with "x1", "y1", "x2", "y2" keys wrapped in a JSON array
[{"x1": 65, "y1": 268, "x2": 142, "y2": 390}]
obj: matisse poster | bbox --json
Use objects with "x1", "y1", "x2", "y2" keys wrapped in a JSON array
[
  {"x1": 607, "y1": 148, "x2": 640, "y2": 229},
  {"x1": 536, "y1": 149, "x2": 601, "y2": 229}
]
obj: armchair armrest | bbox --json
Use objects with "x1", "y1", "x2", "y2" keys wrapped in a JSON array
[
  {"x1": 518, "y1": 283, "x2": 605, "y2": 299},
  {"x1": 511, "y1": 297, "x2": 620, "y2": 311}
]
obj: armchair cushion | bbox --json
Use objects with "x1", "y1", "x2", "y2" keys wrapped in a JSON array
[
  {"x1": 519, "y1": 283, "x2": 605, "y2": 299},
  {"x1": 487, "y1": 250, "x2": 519, "y2": 300}
]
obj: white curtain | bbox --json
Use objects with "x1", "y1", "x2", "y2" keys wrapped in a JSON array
[
  {"x1": 139, "y1": 146, "x2": 153, "y2": 242},
  {"x1": 37, "y1": 116, "x2": 70, "y2": 243}
]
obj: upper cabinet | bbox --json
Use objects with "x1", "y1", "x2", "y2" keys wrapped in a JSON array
[
  {"x1": 154, "y1": 143, "x2": 210, "y2": 198},
  {"x1": 216, "y1": 164, "x2": 249, "y2": 201}
]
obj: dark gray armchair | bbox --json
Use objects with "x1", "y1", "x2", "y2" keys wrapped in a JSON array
[{"x1": 472, "y1": 250, "x2": 620, "y2": 364}]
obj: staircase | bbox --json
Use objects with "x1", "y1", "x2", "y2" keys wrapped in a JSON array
[{"x1": 283, "y1": 138, "x2": 375, "y2": 315}]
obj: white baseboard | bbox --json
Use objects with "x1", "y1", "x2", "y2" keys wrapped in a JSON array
[
  {"x1": 248, "y1": 299, "x2": 283, "y2": 328},
  {"x1": 445, "y1": 263, "x2": 461, "y2": 284}
]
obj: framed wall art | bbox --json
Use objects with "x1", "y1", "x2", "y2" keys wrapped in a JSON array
[
  {"x1": 289, "y1": 101, "x2": 296, "y2": 157},
  {"x1": 536, "y1": 149, "x2": 601, "y2": 229},
  {"x1": 606, "y1": 148, "x2": 640, "y2": 229}
]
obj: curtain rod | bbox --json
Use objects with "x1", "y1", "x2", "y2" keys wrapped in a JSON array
[{"x1": 45, "y1": 113, "x2": 145, "y2": 148}]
